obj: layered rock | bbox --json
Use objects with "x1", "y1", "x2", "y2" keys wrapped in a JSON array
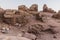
[
  {"x1": 18, "y1": 5, "x2": 28, "y2": 12},
  {"x1": 0, "y1": 8, "x2": 5, "y2": 22},
  {"x1": 43, "y1": 4, "x2": 56, "y2": 13},
  {"x1": 3, "y1": 9, "x2": 16, "y2": 25},
  {"x1": 29, "y1": 4, "x2": 38, "y2": 11},
  {"x1": 43, "y1": 4, "x2": 48, "y2": 12}
]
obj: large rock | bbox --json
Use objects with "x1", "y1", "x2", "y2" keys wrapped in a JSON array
[
  {"x1": 43, "y1": 4, "x2": 56, "y2": 13},
  {"x1": 18, "y1": 5, "x2": 28, "y2": 11},
  {"x1": 4, "y1": 9, "x2": 15, "y2": 18},
  {"x1": 27, "y1": 23, "x2": 44, "y2": 35},
  {"x1": 29, "y1": 4, "x2": 38, "y2": 11},
  {"x1": 3, "y1": 9, "x2": 17, "y2": 25},
  {"x1": 43, "y1": 4, "x2": 48, "y2": 12},
  {"x1": 16, "y1": 10, "x2": 32, "y2": 26}
]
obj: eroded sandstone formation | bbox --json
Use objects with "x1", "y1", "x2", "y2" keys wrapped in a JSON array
[
  {"x1": 0, "y1": 4, "x2": 60, "y2": 40},
  {"x1": 43, "y1": 4, "x2": 56, "y2": 13}
]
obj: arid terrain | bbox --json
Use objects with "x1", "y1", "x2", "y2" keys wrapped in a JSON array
[{"x1": 0, "y1": 4, "x2": 60, "y2": 40}]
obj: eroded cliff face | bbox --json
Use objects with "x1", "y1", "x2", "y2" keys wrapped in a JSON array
[{"x1": 0, "y1": 4, "x2": 60, "y2": 40}]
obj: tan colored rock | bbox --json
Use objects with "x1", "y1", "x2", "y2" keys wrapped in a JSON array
[
  {"x1": 27, "y1": 23, "x2": 44, "y2": 35},
  {"x1": 18, "y1": 5, "x2": 28, "y2": 11},
  {"x1": 4, "y1": 9, "x2": 15, "y2": 18},
  {"x1": 22, "y1": 32, "x2": 36, "y2": 40},
  {"x1": 16, "y1": 11, "x2": 31, "y2": 26},
  {"x1": 43, "y1": 4, "x2": 56, "y2": 13},
  {"x1": 3, "y1": 9, "x2": 17, "y2": 25},
  {"x1": 3, "y1": 36, "x2": 31, "y2": 40},
  {"x1": 29, "y1": 4, "x2": 38, "y2": 11}
]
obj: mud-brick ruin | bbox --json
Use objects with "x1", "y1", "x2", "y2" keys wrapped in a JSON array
[{"x1": 0, "y1": 4, "x2": 60, "y2": 40}]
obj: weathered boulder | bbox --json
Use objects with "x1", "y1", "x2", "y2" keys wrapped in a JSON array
[
  {"x1": 3, "y1": 9, "x2": 16, "y2": 25},
  {"x1": 17, "y1": 10, "x2": 32, "y2": 26},
  {"x1": 18, "y1": 5, "x2": 28, "y2": 11},
  {"x1": 43, "y1": 4, "x2": 48, "y2": 12},
  {"x1": 29, "y1": 4, "x2": 38, "y2": 11},
  {"x1": 4, "y1": 9, "x2": 15, "y2": 18},
  {"x1": 43, "y1": 4, "x2": 56, "y2": 13},
  {"x1": 27, "y1": 23, "x2": 44, "y2": 35}
]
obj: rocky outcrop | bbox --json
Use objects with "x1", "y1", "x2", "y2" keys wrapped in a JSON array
[
  {"x1": 18, "y1": 5, "x2": 28, "y2": 12},
  {"x1": 43, "y1": 4, "x2": 56, "y2": 13},
  {"x1": 29, "y1": 4, "x2": 38, "y2": 11},
  {"x1": 0, "y1": 4, "x2": 60, "y2": 40},
  {"x1": 52, "y1": 10, "x2": 60, "y2": 19},
  {"x1": 43, "y1": 4, "x2": 48, "y2": 12}
]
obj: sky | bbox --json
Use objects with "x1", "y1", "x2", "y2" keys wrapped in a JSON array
[{"x1": 0, "y1": 0, "x2": 60, "y2": 11}]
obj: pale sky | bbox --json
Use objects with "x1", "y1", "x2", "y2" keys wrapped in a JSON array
[{"x1": 0, "y1": 0, "x2": 60, "y2": 11}]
